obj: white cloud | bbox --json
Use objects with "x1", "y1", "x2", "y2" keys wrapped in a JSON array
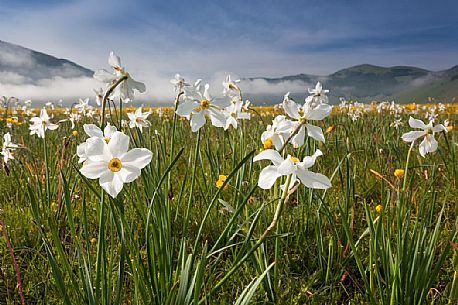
[{"x1": 0, "y1": 77, "x2": 97, "y2": 100}]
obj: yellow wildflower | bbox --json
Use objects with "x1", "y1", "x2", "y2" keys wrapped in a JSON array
[
  {"x1": 394, "y1": 169, "x2": 405, "y2": 178},
  {"x1": 325, "y1": 125, "x2": 336, "y2": 134},
  {"x1": 375, "y1": 204, "x2": 383, "y2": 213},
  {"x1": 216, "y1": 175, "x2": 227, "y2": 188}
]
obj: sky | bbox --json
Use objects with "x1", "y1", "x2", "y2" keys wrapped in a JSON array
[{"x1": 0, "y1": 0, "x2": 457, "y2": 101}]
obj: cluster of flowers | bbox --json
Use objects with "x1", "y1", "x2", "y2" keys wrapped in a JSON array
[
  {"x1": 1, "y1": 51, "x2": 455, "y2": 199},
  {"x1": 336, "y1": 98, "x2": 453, "y2": 130},
  {"x1": 174, "y1": 74, "x2": 251, "y2": 132},
  {"x1": 253, "y1": 82, "x2": 333, "y2": 191}
]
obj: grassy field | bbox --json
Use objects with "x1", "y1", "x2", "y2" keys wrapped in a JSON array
[{"x1": 0, "y1": 100, "x2": 457, "y2": 304}]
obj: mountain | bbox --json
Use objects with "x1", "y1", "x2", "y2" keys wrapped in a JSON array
[
  {"x1": 247, "y1": 64, "x2": 458, "y2": 103},
  {"x1": 0, "y1": 40, "x2": 93, "y2": 85},
  {"x1": 0, "y1": 39, "x2": 456, "y2": 104}
]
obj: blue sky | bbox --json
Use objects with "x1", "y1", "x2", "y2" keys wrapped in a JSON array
[{"x1": 0, "y1": 0, "x2": 457, "y2": 99}]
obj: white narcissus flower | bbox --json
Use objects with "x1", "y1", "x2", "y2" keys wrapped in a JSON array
[
  {"x1": 77, "y1": 123, "x2": 117, "y2": 163},
  {"x1": 401, "y1": 117, "x2": 448, "y2": 157},
  {"x1": 170, "y1": 74, "x2": 189, "y2": 92},
  {"x1": 1, "y1": 132, "x2": 18, "y2": 164},
  {"x1": 68, "y1": 112, "x2": 81, "y2": 129},
  {"x1": 94, "y1": 88, "x2": 104, "y2": 106},
  {"x1": 29, "y1": 108, "x2": 59, "y2": 138},
  {"x1": 75, "y1": 98, "x2": 90, "y2": 113},
  {"x1": 282, "y1": 97, "x2": 332, "y2": 146},
  {"x1": 93, "y1": 51, "x2": 146, "y2": 102},
  {"x1": 127, "y1": 107, "x2": 151, "y2": 132},
  {"x1": 176, "y1": 82, "x2": 228, "y2": 132},
  {"x1": 223, "y1": 100, "x2": 251, "y2": 129},
  {"x1": 222, "y1": 75, "x2": 241, "y2": 98},
  {"x1": 261, "y1": 115, "x2": 294, "y2": 150},
  {"x1": 254, "y1": 149, "x2": 331, "y2": 190},
  {"x1": 306, "y1": 82, "x2": 329, "y2": 104},
  {"x1": 79, "y1": 131, "x2": 152, "y2": 198}
]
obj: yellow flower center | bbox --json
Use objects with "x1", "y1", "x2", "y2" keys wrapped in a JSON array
[
  {"x1": 41, "y1": 120, "x2": 47, "y2": 125},
  {"x1": 72, "y1": 130, "x2": 78, "y2": 137},
  {"x1": 426, "y1": 128, "x2": 433, "y2": 135},
  {"x1": 263, "y1": 138, "x2": 273, "y2": 149},
  {"x1": 290, "y1": 156, "x2": 300, "y2": 163},
  {"x1": 104, "y1": 137, "x2": 110, "y2": 144},
  {"x1": 447, "y1": 125, "x2": 453, "y2": 132},
  {"x1": 298, "y1": 108, "x2": 305, "y2": 117},
  {"x1": 108, "y1": 158, "x2": 122, "y2": 172},
  {"x1": 200, "y1": 99, "x2": 210, "y2": 109}
]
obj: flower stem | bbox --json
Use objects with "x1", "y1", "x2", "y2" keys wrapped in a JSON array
[
  {"x1": 43, "y1": 133, "x2": 50, "y2": 205},
  {"x1": 202, "y1": 174, "x2": 292, "y2": 303},
  {"x1": 183, "y1": 129, "x2": 201, "y2": 233},
  {"x1": 167, "y1": 91, "x2": 183, "y2": 190},
  {"x1": 279, "y1": 121, "x2": 305, "y2": 153},
  {"x1": 100, "y1": 75, "x2": 128, "y2": 129},
  {"x1": 402, "y1": 142, "x2": 415, "y2": 192},
  {"x1": 273, "y1": 175, "x2": 292, "y2": 293}
]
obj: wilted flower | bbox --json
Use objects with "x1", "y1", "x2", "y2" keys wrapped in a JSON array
[
  {"x1": 253, "y1": 149, "x2": 331, "y2": 190},
  {"x1": 79, "y1": 131, "x2": 152, "y2": 198},
  {"x1": 401, "y1": 117, "x2": 447, "y2": 157},
  {"x1": 29, "y1": 108, "x2": 59, "y2": 138}
]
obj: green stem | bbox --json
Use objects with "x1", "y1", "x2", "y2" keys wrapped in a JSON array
[
  {"x1": 95, "y1": 191, "x2": 106, "y2": 304},
  {"x1": 402, "y1": 141, "x2": 415, "y2": 192},
  {"x1": 119, "y1": 97, "x2": 123, "y2": 130},
  {"x1": 167, "y1": 91, "x2": 183, "y2": 190},
  {"x1": 273, "y1": 175, "x2": 292, "y2": 293},
  {"x1": 43, "y1": 132, "x2": 50, "y2": 205},
  {"x1": 183, "y1": 129, "x2": 201, "y2": 233},
  {"x1": 201, "y1": 174, "x2": 292, "y2": 303}
]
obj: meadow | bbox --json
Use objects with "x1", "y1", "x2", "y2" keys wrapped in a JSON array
[{"x1": 1, "y1": 54, "x2": 458, "y2": 305}]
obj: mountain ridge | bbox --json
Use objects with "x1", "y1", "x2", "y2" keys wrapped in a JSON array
[{"x1": 0, "y1": 40, "x2": 457, "y2": 103}]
